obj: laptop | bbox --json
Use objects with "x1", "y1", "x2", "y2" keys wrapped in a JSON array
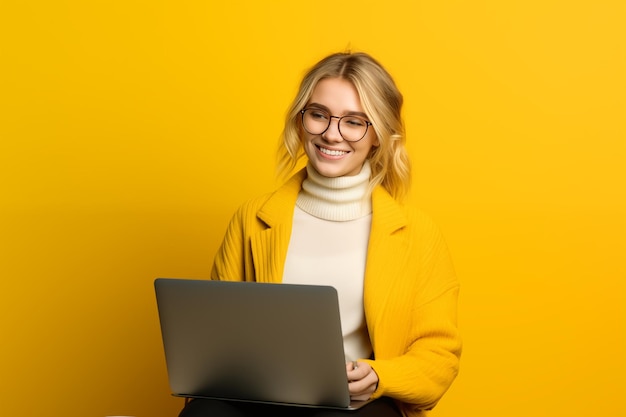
[{"x1": 154, "y1": 278, "x2": 374, "y2": 410}]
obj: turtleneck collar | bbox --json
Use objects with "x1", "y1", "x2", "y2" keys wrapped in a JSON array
[{"x1": 296, "y1": 160, "x2": 373, "y2": 221}]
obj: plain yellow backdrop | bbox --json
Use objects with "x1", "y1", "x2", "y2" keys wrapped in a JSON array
[{"x1": 1, "y1": 1, "x2": 624, "y2": 416}]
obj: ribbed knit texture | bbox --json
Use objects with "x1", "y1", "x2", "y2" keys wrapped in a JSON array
[
  {"x1": 296, "y1": 161, "x2": 372, "y2": 221},
  {"x1": 210, "y1": 168, "x2": 461, "y2": 417},
  {"x1": 285, "y1": 160, "x2": 374, "y2": 362}
]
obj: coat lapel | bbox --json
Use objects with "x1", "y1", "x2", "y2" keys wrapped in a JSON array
[
  {"x1": 249, "y1": 173, "x2": 408, "y2": 289},
  {"x1": 363, "y1": 187, "x2": 409, "y2": 319},
  {"x1": 250, "y1": 170, "x2": 306, "y2": 283}
]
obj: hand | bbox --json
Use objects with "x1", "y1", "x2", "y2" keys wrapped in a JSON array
[{"x1": 346, "y1": 361, "x2": 379, "y2": 401}]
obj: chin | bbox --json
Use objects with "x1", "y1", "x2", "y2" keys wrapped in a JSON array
[
  {"x1": 314, "y1": 164, "x2": 357, "y2": 178},
  {"x1": 308, "y1": 163, "x2": 339, "y2": 178}
]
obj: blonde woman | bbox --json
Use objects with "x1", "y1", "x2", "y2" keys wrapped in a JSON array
[{"x1": 179, "y1": 52, "x2": 462, "y2": 417}]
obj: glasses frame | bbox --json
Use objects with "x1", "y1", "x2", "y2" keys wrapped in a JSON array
[{"x1": 300, "y1": 108, "x2": 373, "y2": 142}]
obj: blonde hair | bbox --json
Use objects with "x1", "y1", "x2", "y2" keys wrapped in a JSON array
[{"x1": 277, "y1": 51, "x2": 411, "y2": 201}]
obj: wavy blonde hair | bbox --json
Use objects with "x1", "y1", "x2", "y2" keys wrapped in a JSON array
[{"x1": 277, "y1": 51, "x2": 411, "y2": 201}]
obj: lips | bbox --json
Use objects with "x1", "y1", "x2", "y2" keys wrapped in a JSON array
[{"x1": 317, "y1": 145, "x2": 349, "y2": 156}]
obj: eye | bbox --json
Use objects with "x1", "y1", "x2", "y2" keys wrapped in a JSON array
[
  {"x1": 310, "y1": 110, "x2": 329, "y2": 121},
  {"x1": 343, "y1": 117, "x2": 367, "y2": 127}
]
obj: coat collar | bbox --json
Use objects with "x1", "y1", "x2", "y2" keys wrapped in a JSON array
[
  {"x1": 251, "y1": 167, "x2": 408, "y2": 284},
  {"x1": 256, "y1": 168, "x2": 306, "y2": 228},
  {"x1": 257, "y1": 167, "x2": 407, "y2": 234},
  {"x1": 370, "y1": 186, "x2": 408, "y2": 235}
]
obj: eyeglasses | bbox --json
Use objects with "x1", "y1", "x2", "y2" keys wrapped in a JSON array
[{"x1": 300, "y1": 108, "x2": 372, "y2": 142}]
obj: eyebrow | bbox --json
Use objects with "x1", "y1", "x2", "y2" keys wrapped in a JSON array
[{"x1": 307, "y1": 103, "x2": 369, "y2": 119}]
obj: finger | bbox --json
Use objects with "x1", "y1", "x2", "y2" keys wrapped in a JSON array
[
  {"x1": 349, "y1": 381, "x2": 376, "y2": 401},
  {"x1": 348, "y1": 370, "x2": 377, "y2": 395},
  {"x1": 350, "y1": 393, "x2": 372, "y2": 402},
  {"x1": 348, "y1": 378, "x2": 373, "y2": 394},
  {"x1": 345, "y1": 360, "x2": 359, "y2": 372},
  {"x1": 346, "y1": 361, "x2": 361, "y2": 381}
]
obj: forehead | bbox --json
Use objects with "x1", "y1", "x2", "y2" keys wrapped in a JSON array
[{"x1": 309, "y1": 78, "x2": 364, "y2": 113}]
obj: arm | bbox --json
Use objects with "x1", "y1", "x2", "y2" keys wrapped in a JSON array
[
  {"x1": 210, "y1": 205, "x2": 247, "y2": 282},
  {"x1": 366, "y1": 285, "x2": 461, "y2": 411},
  {"x1": 363, "y1": 210, "x2": 462, "y2": 412}
]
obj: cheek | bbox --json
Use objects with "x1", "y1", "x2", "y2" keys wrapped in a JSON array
[
  {"x1": 301, "y1": 134, "x2": 317, "y2": 156},
  {"x1": 369, "y1": 130, "x2": 380, "y2": 147},
  {"x1": 361, "y1": 135, "x2": 380, "y2": 153},
  {"x1": 301, "y1": 132, "x2": 314, "y2": 147},
  {"x1": 360, "y1": 129, "x2": 379, "y2": 149},
  {"x1": 298, "y1": 124, "x2": 311, "y2": 142}
]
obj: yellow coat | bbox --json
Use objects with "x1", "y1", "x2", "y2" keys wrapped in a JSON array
[{"x1": 211, "y1": 169, "x2": 462, "y2": 417}]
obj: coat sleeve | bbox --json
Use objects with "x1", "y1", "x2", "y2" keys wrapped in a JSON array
[
  {"x1": 363, "y1": 211, "x2": 462, "y2": 414},
  {"x1": 210, "y1": 203, "x2": 248, "y2": 282},
  {"x1": 210, "y1": 195, "x2": 273, "y2": 282}
]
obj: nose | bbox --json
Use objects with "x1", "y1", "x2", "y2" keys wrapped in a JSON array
[{"x1": 322, "y1": 116, "x2": 344, "y2": 142}]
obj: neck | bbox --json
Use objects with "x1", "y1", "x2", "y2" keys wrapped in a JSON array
[{"x1": 296, "y1": 161, "x2": 372, "y2": 221}]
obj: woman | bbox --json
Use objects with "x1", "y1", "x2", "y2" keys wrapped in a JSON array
[{"x1": 180, "y1": 51, "x2": 461, "y2": 417}]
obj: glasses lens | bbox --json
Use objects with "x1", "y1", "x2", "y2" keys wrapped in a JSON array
[
  {"x1": 339, "y1": 116, "x2": 368, "y2": 141},
  {"x1": 302, "y1": 109, "x2": 329, "y2": 135},
  {"x1": 301, "y1": 108, "x2": 369, "y2": 141}
]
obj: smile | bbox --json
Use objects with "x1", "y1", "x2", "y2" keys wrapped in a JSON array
[{"x1": 317, "y1": 145, "x2": 349, "y2": 156}]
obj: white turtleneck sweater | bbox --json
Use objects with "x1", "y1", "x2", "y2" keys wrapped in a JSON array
[{"x1": 282, "y1": 161, "x2": 374, "y2": 363}]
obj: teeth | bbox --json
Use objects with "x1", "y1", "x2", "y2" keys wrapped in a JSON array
[{"x1": 319, "y1": 147, "x2": 348, "y2": 156}]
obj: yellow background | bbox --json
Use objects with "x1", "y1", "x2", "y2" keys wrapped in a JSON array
[{"x1": 1, "y1": 1, "x2": 624, "y2": 416}]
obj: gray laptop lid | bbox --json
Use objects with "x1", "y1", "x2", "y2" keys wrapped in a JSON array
[{"x1": 154, "y1": 278, "x2": 371, "y2": 410}]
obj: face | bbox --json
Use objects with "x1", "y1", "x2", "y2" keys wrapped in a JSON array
[{"x1": 302, "y1": 78, "x2": 378, "y2": 177}]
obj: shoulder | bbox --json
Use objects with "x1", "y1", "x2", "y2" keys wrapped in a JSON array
[
  {"x1": 237, "y1": 191, "x2": 275, "y2": 210},
  {"x1": 409, "y1": 206, "x2": 442, "y2": 231},
  {"x1": 231, "y1": 169, "x2": 306, "y2": 225},
  {"x1": 372, "y1": 187, "x2": 442, "y2": 233},
  {"x1": 404, "y1": 205, "x2": 448, "y2": 244}
]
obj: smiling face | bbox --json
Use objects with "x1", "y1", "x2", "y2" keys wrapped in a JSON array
[{"x1": 301, "y1": 78, "x2": 379, "y2": 178}]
